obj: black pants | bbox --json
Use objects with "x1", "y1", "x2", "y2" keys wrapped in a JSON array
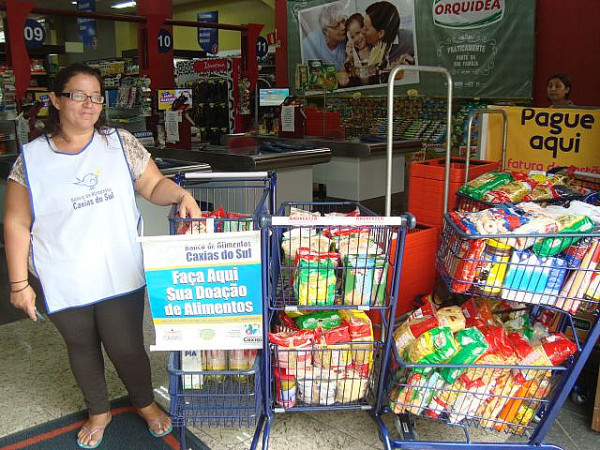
[{"x1": 49, "y1": 288, "x2": 154, "y2": 415}]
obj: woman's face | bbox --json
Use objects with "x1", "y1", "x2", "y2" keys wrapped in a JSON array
[
  {"x1": 363, "y1": 14, "x2": 383, "y2": 45},
  {"x1": 50, "y1": 73, "x2": 103, "y2": 133},
  {"x1": 547, "y1": 77, "x2": 570, "y2": 104},
  {"x1": 347, "y1": 20, "x2": 366, "y2": 50}
]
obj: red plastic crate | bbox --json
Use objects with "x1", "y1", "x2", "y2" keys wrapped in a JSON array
[{"x1": 408, "y1": 158, "x2": 500, "y2": 228}]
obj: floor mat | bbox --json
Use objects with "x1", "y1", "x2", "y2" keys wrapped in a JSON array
[{"x1": 0, "y1": 396, "x2": 210, "y2": 449}]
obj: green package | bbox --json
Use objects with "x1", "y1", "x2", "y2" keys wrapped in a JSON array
[
  {"x1": 404, "y1": 327, "x2": 458, "y2": 374},
  {"x1": 532, "y1": 215, "x2": 594, "y2": 257},
  {"x1": 458, "y1": 171, "x2": 513, "y2": 200},
  {"x1": 295, "y1": 310, "x2": 342, "y2": 330},
  {"x1": 294, "y1": 259, "x2": 337, "y2": 306},
  {"x1": 439, "y1": 328, "x2": 488, "y2": 383}
]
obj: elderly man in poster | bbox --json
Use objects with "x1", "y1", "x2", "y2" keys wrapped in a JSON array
[{"x1": 301, "y1": 3, "x2": 348, "y2": 70}]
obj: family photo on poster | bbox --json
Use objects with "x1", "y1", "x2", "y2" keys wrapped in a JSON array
[{"x1": 298, "y1": 0, "x2": 418, "y2": 90}]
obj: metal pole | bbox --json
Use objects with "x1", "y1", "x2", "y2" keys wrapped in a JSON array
[
  {"x1": 464, "y1": 108, "x2": 508, "y2": 184},
  {"x1": 386, "y1": 65, "x2": 452, "y2": 216}
]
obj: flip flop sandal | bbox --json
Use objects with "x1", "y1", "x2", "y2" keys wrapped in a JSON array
[
  {"x1": 77, "y1": 425, "x2": 108, "y2": 449},
  {"x1": 147, "y1": 417, "x2": 173, "y2": 438}
]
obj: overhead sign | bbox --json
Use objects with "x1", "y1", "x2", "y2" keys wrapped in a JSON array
[
  {"x1": 484, "y1": 106, "x2": 600, "y2": 174},
  {"x1": 77, "y1": 0, "x2": 97, "y2": 48},
  {"x1": 197, "y1": 11, "x2": 219, "y2": 54},
  {"x1": 23, "y1": 19, "x2": 45, "y2": 48},
  {"x1": 140, "y1": 231, "x2": 263, "y2": 351}
]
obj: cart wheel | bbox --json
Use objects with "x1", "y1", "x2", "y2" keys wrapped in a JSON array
[
  {"x1": 394, "y1": 414, "x2": 419, "y2": 441},
  {"x1": 570, "y1": 388, "x2": 589, "y2": 405}
]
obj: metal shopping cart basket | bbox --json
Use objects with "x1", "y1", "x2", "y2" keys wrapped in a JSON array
[
  {"x1": 164, "y1": 171, "x2": 276, "y2": 448},
  {"x1": 252, "y1": 200, "x2": 415, "y2": 450},
  {"x1": 374, "y1": 207, "x2": 600, "y2": 450}
]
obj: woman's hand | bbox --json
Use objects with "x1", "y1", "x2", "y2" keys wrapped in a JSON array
[
  {"x1": 10, "y1": 285, "x2": 37, "y2": 321},
  {"x1": 178, "y1": 193, "x2": 201, "y2": 219}
]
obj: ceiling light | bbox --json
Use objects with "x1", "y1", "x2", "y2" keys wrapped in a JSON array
[
  {"x1": 71, "y1": 1, "x2": 77, "y2": 4},
  {"x1": 111, "y1": 1, "x2": 136, "y2": 9}
]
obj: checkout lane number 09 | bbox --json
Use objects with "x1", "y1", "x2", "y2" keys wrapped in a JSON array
[{"x1": 24, "y1": 19, "x2": 46, "y2": 48}]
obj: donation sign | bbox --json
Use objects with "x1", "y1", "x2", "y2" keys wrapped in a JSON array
[
  {"x1": 484, "y1": 106, "x2": 600, "y2": 174},
  {"x1": 139, "y1": 231, "x2": 263, "y2": 351}
]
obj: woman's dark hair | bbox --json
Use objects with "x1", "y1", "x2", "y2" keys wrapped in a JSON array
[
  {"x1": 45, "y1": 63, "x2": 109, "y2": 137},
  {"x1": 547, "y1": 72, "x2": 572, "y2": 99},
  {"x1": 366, "y1": 1, "x2": 400, "y2": 45},
  {"x1": 346, "y1": 12, "x2": 364, "y2": 32}
]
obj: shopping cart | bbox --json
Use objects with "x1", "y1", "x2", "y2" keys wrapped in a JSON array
[
  {"x1": 252, "y1": 201, "x2": 415, "y2": 450},
  {"x1": 164, "y1": 171, "x2": 275, "y2": 449},
  {"x1": 375, "y1": 208, "x2": 600, "y2": 449}
]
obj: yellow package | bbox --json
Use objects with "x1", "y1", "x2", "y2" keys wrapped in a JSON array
[{"x1": 437, "y1": 306, "x2": 466, "y2": 333}]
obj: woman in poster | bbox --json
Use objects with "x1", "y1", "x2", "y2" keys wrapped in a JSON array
[{"x1": 363, "y1": 0, "x2": 415, "y2": 81}]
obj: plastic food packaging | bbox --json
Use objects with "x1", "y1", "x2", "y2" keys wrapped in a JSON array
[
  {"x1": 436, "y1": 306, "x2": 466, "y2": 333},
  {"x1": 439, "y1": 328, "x2": 488, "y2": 384},
  {"x1": 294, "y1": 248, "x2": 339, "y2": 306},
  {"x1": 274, "y1": 369, "x2": 297, "y2": 408},
  {"x1": 458, "y1": 171, "x2": 513, "y2": 199},
  {"x1": 532, "y1": 215, "x2": 594, "y2": 257},
  {"x1": 404, "y1": 327, "x2": 458, "y2": 371},
  {"x1": 393, "y1": 315, "x2": 439, "y2": 353},
  {"x1": 477, "y1": 239, "x2": 513, "y2": 294},
  {"x1": 335, "y1": 371, "x2": 369, "y2": 403},
  {"x1": 294, "y1": 311, "x2": 342, "y2": 330},
  {"x1": 343, "y1": 254, "x2": 388, "y2": 306},
  {"x1": 481, "y1": 179, "x2": 538, "y2": 203}
]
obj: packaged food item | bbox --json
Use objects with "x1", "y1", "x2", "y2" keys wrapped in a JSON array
[
  {"x1": 322, "y1": 63, "x2": 338, "y2": 91},
  {"x1": 478, "y1": 325, "x2": 515, "y2": 359},
  {"x1": 294, "y1": 311, "x2": 342, "y2": 330},
  {"x1": 436, "y1": 306, "x2": 466, "y2": 333},
  {"x1": 520, "y1": 333, "x2": 578, "y2": 367},
  {"x1": 439, "y1": 328, "x2": 488, "y2": 384},
  {"x1": 343, "y1": 254, "x2": 388, "y2": 306},
  {"x1": 481, "y1": 179, "x2": 538, "y2": 203},
  {"x1": 204, "y1": 349, "x2": 227, "y2": 383},
  {"x1": 307, "y1": 59, "x2": 324, "y2": 90},
  {"x1": 334, "y1": 371, "x2": 369, "y2": 403},
  {"x1": 557, "y1": 239, "x2": 600, "y2": 313},
  {"x1": 228, "y1": 349, "x2": 257, "y2": 382},
  {"x1": 404, "y1": 327, "x2": 458, "y2": 370},
  {"x1": 294, "y1": 248, "x2": 339, "y2": 306},
  {"x1": 532, "y1": 215, "x2": 594, "y2": 257},
  {"x1": 393, "y1": 315, "x2": 439, "y2": 353},
  {"x1": 340, "y1": 310, "x2": 374, "y2": 367},
  {"x1": 564, "y1": 237, "x2": 593, "y2": 268},
  {"x1": 458, "y1": 171, "x2": 513, "y2": 199},
  {"x1": 334, "y1": 235, "x2": 382, "y2": 256},
  {"x1": 507, "y1": 332, "x2": 534, "y2": 360},
  {"x1": 274, "y1": 368, "x2": 296, "y2": 408},
  {"x1": 181, "y1": 350, "x2": 204, "y2": 389},
  {"x1": 289, "y1": 206, "x2": 321, "y2": 219},
  {"x1": 296, "y1": 367, "x2": 316, "y2": 404},
  {"x1": 477, "y1": 239, "x2": 512, "y2": 294},
  {"x1": 390, "y1": 371, "x2": 442, "y2": 415},
  {"x1": 451, "y1": 239, "x2": 486, "y2": 293},
  {"x1": 224, "y1": 212, "x2": 253, "y2": 231}
]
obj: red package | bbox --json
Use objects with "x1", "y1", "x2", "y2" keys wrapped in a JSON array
[
  {"x1": 294, "y1": 247, "x2": 340, "y2": 264},
  {"x1": 208, "y1": 206, "x2": 226, "y2": 218},
  {"x1": 408, "y1": 295, "x2": 437, "y2": 321},
  {"x1": 510, "y1": 171, "x2": 529, "y2": 181},
  {"x1": 393, "y1": 316, "x2": 439, "y2": 351},
  {"x1": 348, "y1": 362, "x2": 370, "y2": 378},
  {"x1": 479, "y1": 325, "x2": 515, "y2": 359},
  {"x1": 268, "y1": 329, "x2": 315, "y2": 347},
  {"x1": 278, "y1": 312, "x2": 299, "y2": 331},
  {"x1": 452, "y1": 239, "x2": 487, "y2": 293},
  {"x1": 461, "y1": 298, "x2": 493, "y2": 329},
  {"x1": 226, "y1": 211, "x2": 251, "y2": 219},
  {"x1": 507, "y1": 332, "x2": 534, "y2": 360},
  {"x1": 540, "y1": 334, "x2": 578, "y2": 365},
  {"x1": 346, "y1": 318, "x2": 371, "y2": 341},
  {"x1": 322, "y1": 324, "x2": 352, "y2": 345}
]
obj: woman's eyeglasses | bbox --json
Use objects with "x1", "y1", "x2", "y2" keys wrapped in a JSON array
[{"x1": 58, "y1": 92, "x2": 104, "y2": 104}]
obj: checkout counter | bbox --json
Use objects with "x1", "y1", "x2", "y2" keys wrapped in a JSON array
[
  {"x1": 149, "y1": 144, "x2": 332, "y2": 208},
  {"x1": 221, "y1": 135, "x2": 422, "y2": 214}
]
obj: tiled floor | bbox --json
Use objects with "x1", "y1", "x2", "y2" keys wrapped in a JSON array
[{"x1": 1, "y1": 300, "x2": 599, "y2": 450}]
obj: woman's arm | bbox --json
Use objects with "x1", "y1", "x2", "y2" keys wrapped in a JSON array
[
  {"x1": 135, "y1": 158, "x2": 201, "y2": 218},
  {"x1": 3, "y1": 180, "x2": 37, "y2": 320}
]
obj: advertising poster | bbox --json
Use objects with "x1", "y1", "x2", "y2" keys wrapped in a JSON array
[
  {"x1": 77, "y1": 0, "x2": 97, "y2": 48},
  {"x1": 157, "y1": 88, "x2": 192, "y2": 111},
  {"x1": 484, "y1": 106, "x2": 600, "y2": 174},
  {"x1": 416, "y1": 0, "x2": 535, "y2": 98},
  {"x1": 139, "y1": 231, "x2": 263, "y2": 351},
  {"x1": 197, "y1": 11, "x2": 219, "y2": 54},
  {"x1": 296, "y1": 0, "x2": 418, "y2": 91}
]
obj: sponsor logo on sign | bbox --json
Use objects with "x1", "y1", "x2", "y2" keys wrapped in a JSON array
[{"x1": 433, "y1": 0, "x2": 505, "y2": 29}]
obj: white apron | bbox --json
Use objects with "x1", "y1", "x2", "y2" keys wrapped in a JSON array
[{"x1": 22, "y1": 129, "x2": 145, "y2": 313}]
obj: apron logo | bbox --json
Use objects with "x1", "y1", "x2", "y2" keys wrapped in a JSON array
[{"x1": 74, "y1": 170, "x2": 100, "y2": 190}]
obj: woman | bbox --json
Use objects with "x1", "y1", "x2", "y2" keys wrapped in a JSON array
[
  {"x1": 547, "y1": 73, "x2": 573, "y2": 107},
  {"x1": 363, "y1": 1, "x2": 415, "y2": 71},
  {"x1": 4, "y1": 63, "x2": 201, "y2": 449}
]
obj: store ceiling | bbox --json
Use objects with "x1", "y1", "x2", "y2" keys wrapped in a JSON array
[{"x1": 26, "y1": 0, "x2": 200, "y2": 14}]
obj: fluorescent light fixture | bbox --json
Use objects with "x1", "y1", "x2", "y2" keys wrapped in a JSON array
[
  {"x1": 71, "y1": 1, "x2": 77, "y2": 4},
  {"x1": 111, "y1": 1, "x2": 136, "y2": 8}
]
